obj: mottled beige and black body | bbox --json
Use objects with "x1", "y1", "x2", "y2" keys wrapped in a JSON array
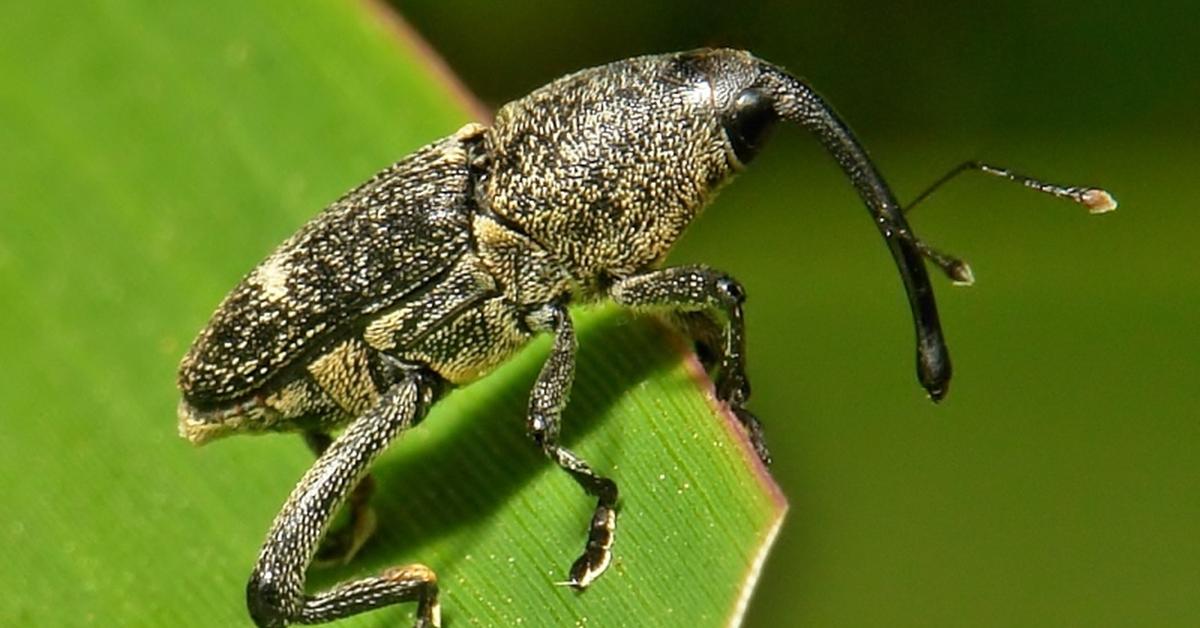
[
  {"x1": 176, "y1": 48, "x2": 935, "y2": 628},
  {"x1": 177, "y1": 47, "x2": 1110, "y2": 628},
  {"x1": 178, "y1": 55, "x2": 751, "y2": 444}
]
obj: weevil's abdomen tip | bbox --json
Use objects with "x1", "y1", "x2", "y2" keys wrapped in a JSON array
[
  {"x1": 926, "y1": 382, "x2": 949, "y2": 403},
  {"x1": 1083, "y1": 188, "x2": 1118, "y2": 214},
  {"x1": 177, "y1": 399, "x2": 214, "y2": 445},
  {"x1": 177, "y1": 401, "x2": 225, "y2": 445},
  {"x1": 176, "y1": 397, "x2": 263, "y2": 446}
]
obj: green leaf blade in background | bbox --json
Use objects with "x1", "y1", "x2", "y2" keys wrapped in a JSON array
[{"x1": 0, "y1": 1, "x2": 783, "y2": 626}]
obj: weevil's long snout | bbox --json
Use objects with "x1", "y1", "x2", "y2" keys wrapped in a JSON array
[{"x1": 756, "y1": 64, "x2": 952, "y2": 400}]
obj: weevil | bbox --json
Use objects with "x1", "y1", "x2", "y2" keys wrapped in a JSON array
[{"x1": 177, "y1": 48, "x2": 1115, "y2": 627}]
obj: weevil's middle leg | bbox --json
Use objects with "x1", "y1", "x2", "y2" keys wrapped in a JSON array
[
  {"x1": 611, "y1": 265, "x2": 771, "y2": 465},
  {"x1": 247, "y1": 374, "x2": 442, "y2": 628},
  {"x1": 302, "y1": 431, "x2": 377, "y2": 566},
  {"x1": 525, "y1": 303, "x2": 619, "y2": 589}
]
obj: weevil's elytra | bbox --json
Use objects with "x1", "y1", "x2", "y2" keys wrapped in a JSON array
[{"x1": 177, "y1": 48, "x2": 1114, "y2": 627}]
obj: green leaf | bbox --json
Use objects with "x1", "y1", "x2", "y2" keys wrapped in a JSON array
[{"x1": 0, "y1": 2, "x2": 784, "y2": 626}]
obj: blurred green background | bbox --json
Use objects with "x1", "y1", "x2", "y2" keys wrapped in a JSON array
[
  {"x1": 3, "y1": 1, "x2": 1197, "y2": 626},
  {"x1": 398, "y1": 1, "x2": 1199, "y2": 626}
]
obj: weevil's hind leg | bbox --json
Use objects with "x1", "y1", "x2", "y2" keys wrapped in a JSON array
[
  {"x1": 611, "y1": 266, "x2": 772, "y2": 465},
  {"x1": 302, "y1": 431, "x2": 378, "y2": 567},
  {"x1": 247, "y1": 374, "x2": 442, "y2": 628},
  {"x1": 525, "y1": 304, "x2": 619, "y2": 589}
]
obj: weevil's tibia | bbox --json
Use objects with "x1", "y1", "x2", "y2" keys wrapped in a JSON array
[
  {"x1": 302, "y1": 430, "x2": 378, "y2": 566},
  {"x1": 247, "y1": 375, "x2": 442, "y2": 628},
  {"x1": 609, "y1": 266, "x2": 771, "y2": 465},
  {"x1": 758, "y1": 65, "x2": 952, "y2": 401},
  {"x1": 525, "y1": 304, "x2": 620, "y2": 588},
  {"x1": 904, "y1": 161, "x2": 1119, "y2": 216}
]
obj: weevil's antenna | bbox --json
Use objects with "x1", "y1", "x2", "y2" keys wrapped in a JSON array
[
  {"x1": 759, "y1": 64, "x2": 952, "y2": 400},
  {"x1": 905, "y1": 160, "x2": 1118, "y2": 215}
]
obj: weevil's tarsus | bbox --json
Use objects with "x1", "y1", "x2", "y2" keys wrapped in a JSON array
[
  {"x1": 296, "y1": 563, "x2": 441, "y2": 628},
  {"x1": 246, "y1": 375, "x2": 442, "y2": 628},
  {"x1": 525, "y1": 304, "x2": 621, "y2": 588},
  {"x1": 610, "y1": 266, "x2": 772, "y2": 463},
  {"x1": 905, "y1": 160, "x2": 1119, "y2": 215},
  {"x1": 731, "y1": 407, "x2": 772, "y2": 465},
  {"x1": 568, "y1": 501, "x2": 618, "y2": 588},
  {"x1": 758, "y1": 65, "x2": 951, "y2": 401}
]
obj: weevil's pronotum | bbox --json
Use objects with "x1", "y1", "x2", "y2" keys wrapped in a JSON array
[{"x1": 177, "y1": 48, "x2": 1115, "y2": 627}]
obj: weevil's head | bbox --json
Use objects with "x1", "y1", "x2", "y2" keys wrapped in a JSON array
[
  {"x1": 674, "y1": 48, "x2": 780, "y2": 168},
  {"x1": 679, "y1": 48, "x2": 955, "y2": 400}
]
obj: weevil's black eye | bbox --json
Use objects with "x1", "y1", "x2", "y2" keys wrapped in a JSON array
[{"x1": 722, "y1": 88, "x2": 778, "y2": 165}]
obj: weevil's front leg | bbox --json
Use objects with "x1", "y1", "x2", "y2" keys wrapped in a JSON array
[
  {"x1": 525, "y1": 303, "x2": 619, "y2": 589},
  {"x1": 302, "y1": 431, "x2": 377, "y2": 566},
  {"x1": 248, "y1": 374, "x2": 442, "y2": 628},
  {"x1": 610, "y1": 266, "x2": 771, "y2": 465},
  {"x1": 668, "y1": 310, "x2": 725, "y2": 373}
]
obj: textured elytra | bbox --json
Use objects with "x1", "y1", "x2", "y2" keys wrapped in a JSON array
[{"x1": 178, "y1": 126, "x2": 481, "y2": 408}]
